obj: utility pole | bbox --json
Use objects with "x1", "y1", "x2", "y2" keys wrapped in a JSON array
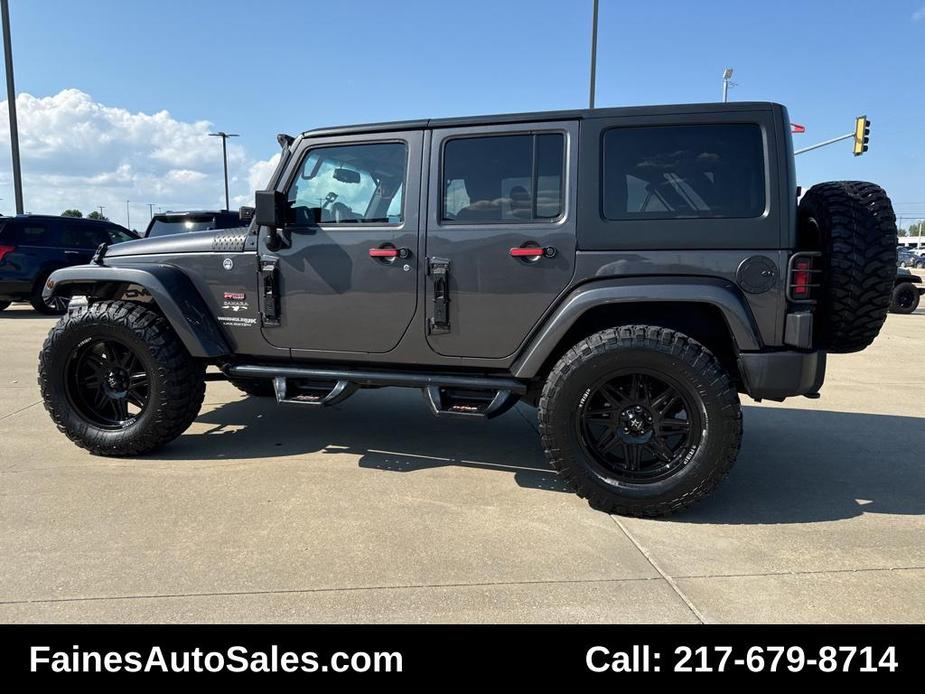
[
  {"x1": 1, "y1": 0, "x2": 23, "y2": 214},
  {"x1": 98, "y1": 206, "x2": 105, "y2": 218},
  {"x1": 125, "y1": 200, "x2": 130, "y2": 229},
  {"x1": 147, "y1": 203, "x2": 155, "y2": 220},
  {"x1": 209, "y1": 131, "x2": 239, "y2": 211},
  {"x1": 589, "y1": 0, "x2": 599, "y2": 109}
]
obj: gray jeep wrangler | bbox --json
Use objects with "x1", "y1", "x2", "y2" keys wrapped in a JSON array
[{"x1": 38, "y1": 102, "x2": 897, "y2": 516}]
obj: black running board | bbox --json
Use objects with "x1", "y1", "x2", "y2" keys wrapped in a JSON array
[{"x1": 224, "y1": 364, "x2": 526, "y2": 419}]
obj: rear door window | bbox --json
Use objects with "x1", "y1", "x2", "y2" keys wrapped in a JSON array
[
  {"x1": 602, "y1": 124, "x2": 766, "y2": 220},
  {"x1": 441, "y1": 133, "x2": 564, "y2": 223}
]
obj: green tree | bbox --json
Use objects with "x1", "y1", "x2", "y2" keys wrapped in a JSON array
[
  {"x1": 908, "y1": 221, "x2": 925, "y2": 238},
  {"x1": 61, "y1": 209, "x2": 82, "y2": 218},
  {"x1": 87, "y1": 210, "x2": 109, "y2": 221}
]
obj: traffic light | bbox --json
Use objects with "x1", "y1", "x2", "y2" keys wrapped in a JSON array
[{"x1": 853, "y1": 115, "x2": 870, "y2": 156}]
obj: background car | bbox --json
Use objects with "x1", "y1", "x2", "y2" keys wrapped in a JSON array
[
  {"x1": 0, "y1": 214, "x2": 136, "y2": 314},
  {"x1": 898, "y1": 247, "x2": 917, "y2": 267},
  {"x1": 143, "y1": 209, "x2": 249, "y2": 238}
]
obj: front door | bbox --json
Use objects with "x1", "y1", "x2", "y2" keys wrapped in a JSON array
[
  {"x1": 260, "y1": 131, "x2": 423, "y2": 353},
  {"x1": 424, "y1": 121, "x2": 578, "y2": 358}
]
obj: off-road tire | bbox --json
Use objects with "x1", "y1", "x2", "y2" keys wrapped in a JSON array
[
  {"x1": 539, "y1": 326, "x2": 742, "y2": 517},
  {"x1": 230, "y1": 378, "x2": 276, "y2": 397},
  {"x1": 0, "y1": 300, "x2": 10, "y2": 311},
  {"x1": 799, "y1": 181, "x2": 897, "y2": 353},
  {"x1": 38, "y1": 300, "x2": 205, "y2": 455},
  {"x1": 890, "y1": 283, "x2": 920, "y2": 314},
  {"x1": 30, "y1": 272, "x2": 69, "y2": 315}
]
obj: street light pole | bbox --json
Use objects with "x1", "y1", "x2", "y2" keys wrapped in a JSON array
[
  {"x1": 722, "y1": 68, "x2": 734, "y2": 103},
  {"x1": 147, "y1": 203, "x2": 155, "y2": 220},
  {"x1": 1, "y1": 0, "x2": 23, "y2": 214},
  {"x1": 589, "y1": 0, "x2": 599, "y2": 109},
  {"x1": 125, "y1": 200, "x2": 130, "y2": 229},
  {"x1": 209, "y1": 131, "x2": 239, "y2": 211}
]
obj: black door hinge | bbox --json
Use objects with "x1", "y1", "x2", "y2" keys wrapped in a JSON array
[
  {"x1": 260, "y1": 255, "x2": 281, "y2": 327},
  {"x1": 428, "y1": 257, "x2": 450, "y2": 334}
]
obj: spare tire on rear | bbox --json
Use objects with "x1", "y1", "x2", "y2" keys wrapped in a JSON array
[{"x1": 798, "y1": 181, "x2": 897, "y2": 353}]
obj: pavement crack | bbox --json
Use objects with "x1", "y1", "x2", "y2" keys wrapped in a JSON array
[
  {"x1": 0, "y1": 400, "x2": 41, "y2": 422},
  {"x1": 0, "y1": 576, "x2": 664, "y2": 607},
  {"x1": 610, "y1": 516, "x2": 707, "y2": 624}
]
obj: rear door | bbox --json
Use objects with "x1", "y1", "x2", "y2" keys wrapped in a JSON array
[{"x1": 424, "y1": 121, "x2": 578, "y2": 358}]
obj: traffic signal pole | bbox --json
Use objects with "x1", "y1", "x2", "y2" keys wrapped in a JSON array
[{"x1": 795, "y1": 116, "x2": 870, "y2": 156}]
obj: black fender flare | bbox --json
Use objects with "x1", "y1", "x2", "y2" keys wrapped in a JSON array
[
  {"x1": 44, "y1": 263, "x2": 230, "y2": 358},
  {"x1": 511, "y1": 277, "x2": 762, "y2": 378}
]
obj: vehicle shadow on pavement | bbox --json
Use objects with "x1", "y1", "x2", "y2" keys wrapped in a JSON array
[
  {"x1": 158, "y1": 390, "x2": 570, "y2": 494},
  {"x1": 678, "y1": 405, "x2": 925, "y2": 525},
  {"x1": 0, "y1": 308, "x2": 57, "y2": 320}
]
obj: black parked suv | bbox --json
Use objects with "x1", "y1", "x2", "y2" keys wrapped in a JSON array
[
  {"x1": 143, "y1": 210, "x2": 246, "y2": 238},
  {"x1": 38, "y1": 102, "x2": 898, "y2": 516},
  {"x1": 0, "y1": 215, "x2": 135, "y2": 314}
]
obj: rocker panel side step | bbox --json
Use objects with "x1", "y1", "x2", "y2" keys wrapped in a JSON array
[
  {"x1": 423, "y1": 385, "x2": 518, "y2": 420},
  {"x1": 223, "y1": 364, "x2": 527, "y2": 416},
  {"x1": 226, "y1": 364, "x2": 527, "y2": 393},
  {"x1": 272, "y1": 376, "x2": 357, "y2": 407}
]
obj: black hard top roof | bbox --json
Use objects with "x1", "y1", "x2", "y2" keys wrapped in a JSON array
[{"x1": 300, "y1": 101, "x2": 780, "y2": 139}]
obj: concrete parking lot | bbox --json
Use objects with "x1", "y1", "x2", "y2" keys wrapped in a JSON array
[{"x1": 1, "y1": 296, "x2": 923, "y2": 624}]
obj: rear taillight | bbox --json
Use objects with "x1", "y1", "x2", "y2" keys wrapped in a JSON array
[
  {"x1": 787, "y1": 252, "x2": 822, "y2": 302},
  {"x1": 0, "y1": 244, "x2": 15, "y2": 263}
]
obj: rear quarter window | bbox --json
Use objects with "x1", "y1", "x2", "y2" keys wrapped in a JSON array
[{"x1": 602, "y1": 123, "x2": 766, "y2": 220}]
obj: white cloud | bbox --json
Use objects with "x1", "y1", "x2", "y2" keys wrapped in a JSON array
[
  {"x1": 230, "y1": 153, "x2": 281, "y2": 209},
  {"x1": 0, "y1": 89, "x2": 276, "y2": 229},
  {"x1": 915, "y1": 6, "x2": 925, "y2": 21}
]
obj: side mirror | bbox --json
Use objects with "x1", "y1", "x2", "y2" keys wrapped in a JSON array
[{"x1": 255, "y1": 190, "x2": 287, "y2": 228}]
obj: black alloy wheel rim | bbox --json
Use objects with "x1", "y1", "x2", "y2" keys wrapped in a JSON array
[
  {"x1": 65, "y1": 338, "x2": 150, "y2": 429},
  {"x1": 577, "y1": 370, "x2": 702, "y2": 483},
  {"x1": 896, "y1": 287, "x2": 915, "y2": 310}
]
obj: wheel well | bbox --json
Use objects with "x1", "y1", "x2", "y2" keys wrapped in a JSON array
[{"x1": 529, "y1": 302, "x2": 741, "y2": 386}]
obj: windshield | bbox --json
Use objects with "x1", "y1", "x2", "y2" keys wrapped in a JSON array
[
  {"x1": 106, "y1": 227, "x2": 136, "y2": 244},
  {"x1": 146, "y1": 217, "x2": 216, "y2": 238}
]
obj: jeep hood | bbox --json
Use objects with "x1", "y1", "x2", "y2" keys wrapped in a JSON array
[{"x1": 105, "y1": 228, "x2": 246, "y2": 257}]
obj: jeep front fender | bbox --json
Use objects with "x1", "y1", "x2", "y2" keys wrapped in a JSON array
[
  {"x1": 511, "y1": 278, "x2": 761, "y2": 378},
  {"x1": 44, "y1": 263, "x2": 229, "y2": 358}
]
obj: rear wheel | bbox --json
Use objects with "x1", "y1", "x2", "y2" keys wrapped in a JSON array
[
  {"x1": 0, "y1": 300, "x2": 10, "y2": 311},
  {"x1": 39, "y1": 300, "x2": 205, "y2": 455},
  {"x1": 539, "y1": 326, "x2": 742, "y2": 517},
  {"x1": 890, "y1": 283, "x2": 920, "y2": 314}
]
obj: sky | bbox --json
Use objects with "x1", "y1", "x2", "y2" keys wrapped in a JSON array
[{"x1": 0, "y1": 0, "x2": 923, "y2": 231}]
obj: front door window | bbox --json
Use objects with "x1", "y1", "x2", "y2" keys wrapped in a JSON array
[{"x1": 287, "y1": 142, "x2": 407, "y2": 226}]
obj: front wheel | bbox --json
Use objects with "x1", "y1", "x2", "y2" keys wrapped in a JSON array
[
  {"x1": 539, "y1": 326, "x2": 742, "y2": 517},
  {"x1": 39, "y1": 300, "x2": 205, "y2": 455}
]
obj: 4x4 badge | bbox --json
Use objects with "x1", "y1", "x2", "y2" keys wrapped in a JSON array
[{"x1": 222, "y1": 258, "x2": 234, "y2": 271}]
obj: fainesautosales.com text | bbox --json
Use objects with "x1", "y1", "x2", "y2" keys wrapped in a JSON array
[{"x1": 30, "y1": 645, "x2": 402, "y2": 674}]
